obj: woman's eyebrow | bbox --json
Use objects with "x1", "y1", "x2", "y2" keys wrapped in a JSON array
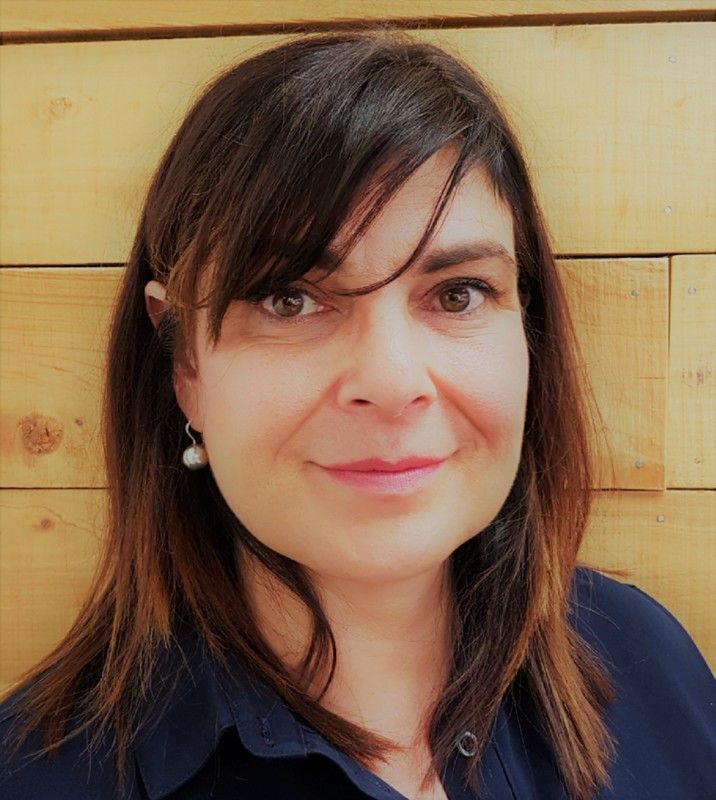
[{"x1": 314, "y1": 239, "x2": 517, "y2": 276}]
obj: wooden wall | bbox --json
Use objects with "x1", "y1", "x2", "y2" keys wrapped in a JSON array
[{"x1": 1, "y1": 1, "x2": 714, "y2": 690}]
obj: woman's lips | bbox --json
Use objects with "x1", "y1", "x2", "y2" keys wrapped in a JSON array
[{"x1": 318, "y1": 461, "x2": 445, "y2": 494}]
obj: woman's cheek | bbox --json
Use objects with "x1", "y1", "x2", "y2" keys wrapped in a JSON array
[
  {"x1": 203, "y1": 355, "x2": 317, "y2": 459},
  {"x1": 440, "y1": 326, "x2": 528, "y2": 420}
]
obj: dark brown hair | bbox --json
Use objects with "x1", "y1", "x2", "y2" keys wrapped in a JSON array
[{"x1": 2, "y1": 27, "x2": 628, "y2": 800}]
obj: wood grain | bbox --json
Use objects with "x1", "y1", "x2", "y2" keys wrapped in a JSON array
[
  {"x1": 666, "y1": 255, "x2": 716, "y2": 488},
  {"x1": 0, "y1": 267, "x2": 120, "y2": 487},
  {"x1": 1, "y1": 23, "x2": 714, "y2": 263},
  {"x1": 558, "y1": 258, "x2": 669, "y2": 490},
  {"x1": 0, "y1": 488, "x2": 106, "y2": 690},
  {"x1": 1, "y1": 1, "x2": 714, "y2": 35}
]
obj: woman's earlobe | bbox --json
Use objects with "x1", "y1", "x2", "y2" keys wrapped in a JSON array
[{"x1": 144, "y1": 280, "x2": 169, "y2": 329}]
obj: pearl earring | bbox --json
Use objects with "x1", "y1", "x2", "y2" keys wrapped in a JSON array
[{"x1": 182, "y1": 421, "x2": 209, "y2": 470}]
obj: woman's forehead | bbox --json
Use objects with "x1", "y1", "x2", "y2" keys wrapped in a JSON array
[{"x1": 325, "y1": 168, "x2": 514, "y2": 275}]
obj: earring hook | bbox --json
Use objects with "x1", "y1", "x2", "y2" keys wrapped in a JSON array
[{"x1": 185, "y1": 421, "x2": 199, "y2": 445}]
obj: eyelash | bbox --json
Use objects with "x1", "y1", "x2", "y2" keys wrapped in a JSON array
[{"x1": 246, "y1": 277, "x2": 501, "y2": 325}]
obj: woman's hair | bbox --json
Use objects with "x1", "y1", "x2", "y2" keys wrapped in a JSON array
[{"x1": 2, "y1": 27, "x2": 629, "y2": 800}]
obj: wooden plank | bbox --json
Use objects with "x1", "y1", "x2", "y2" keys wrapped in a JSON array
[
  {"x1": 0, "y1": 267, "x2": 119, "y2": 488},
  {"x1": 558, "y1": 258, "x2": 669, "y2": 490},
  {"x1": 1, "y1": 1, "x2": 714, "y2": 35},
  {"x1": 1, "y1": 487, "x2": 712, "y2": 693},
  {"x1": 580, "y1": 488, "x2": 716, "y2": 670},
  {"x1": 0, "y1": 488, "x2": 106, "y2": 691},
  {"x1": 1, "y1": 23, "x2": 714, "y2": 264},
  {"x1": 0, "y1": 259, "x2": 672, "y2": 489},
  {"x1": 666, "y1": 254, "x2": 716, "y2": 488},
  {"x1": 412, "y1": 23, "x2": 716, "y2": 255}
]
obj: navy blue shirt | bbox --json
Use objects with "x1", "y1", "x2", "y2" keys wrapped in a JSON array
[{"x1": 1, "y1": 567, "x2": 715, "y2": 799}]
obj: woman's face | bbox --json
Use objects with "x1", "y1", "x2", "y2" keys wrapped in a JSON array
[{"x1": 154, "y1": 148, "x2": 529, "y2": 585}]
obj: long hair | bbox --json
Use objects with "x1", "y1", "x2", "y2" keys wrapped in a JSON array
[{"x1": 2, "y1": 27, "x2": 627, "y2": 800}]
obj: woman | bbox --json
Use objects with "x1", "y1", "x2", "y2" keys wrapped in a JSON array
[{"x1": 1, "y1": 29, "x2": 714, "y2": 800}]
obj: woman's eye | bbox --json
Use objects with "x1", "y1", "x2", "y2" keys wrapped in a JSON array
[
  {"x1": 252, "y1": 287, "x2": 324, "y2": 320},
  {"x1": 434, "y1": 279, "x2": 495, "y2": 314}
]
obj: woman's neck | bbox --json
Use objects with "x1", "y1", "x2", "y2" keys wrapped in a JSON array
[{"x1": 243, "y1": 555, "x2": 453, "y2": 747}]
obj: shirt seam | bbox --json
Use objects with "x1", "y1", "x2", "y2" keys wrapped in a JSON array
[{"x1": 492, "y1": 739, "x2": 519, "y2": 800}]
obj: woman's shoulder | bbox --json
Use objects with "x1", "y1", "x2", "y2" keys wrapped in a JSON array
[
  {"x1": 565, "y1": 567, "x2": 716, "y2": 795},
  {"x1": 0, "y1": 625, "x2": 232, "y2": 800},
  {"x1": 0, "y1": 668, "x2": 151, "y2": 800},
  {"x1": 0, "y1": 681, "x2": 135, "y2": 800},
  {"x1": 569, "y1": 565, "x2": 715, "y2": 701}
]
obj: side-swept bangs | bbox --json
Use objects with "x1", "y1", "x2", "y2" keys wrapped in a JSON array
[{"x1": 150, "y1": 30, "x2": 533, "y2": 354}]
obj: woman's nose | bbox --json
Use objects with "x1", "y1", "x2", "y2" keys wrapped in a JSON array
[{"x1": 335, "y1": 304, "x2": 438, "y2": 418}]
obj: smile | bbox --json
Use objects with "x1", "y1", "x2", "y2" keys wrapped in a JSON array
[{"x1": 318, "y1": 461, "x2": 445, "y2": 495}]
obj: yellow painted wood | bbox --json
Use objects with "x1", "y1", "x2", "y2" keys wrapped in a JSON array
[
  {"x1": 1, "y1": 23, "x2": 714, "y2": 264},
  {"x1": 1, "y1": 487, "x2": 712, "y2": 694},
  {"x1": 1, "y1": 0, "x2": 714, "y2": 34},
  {"x1": 0, "y1": 267, "x2": 119, "y2": 488},
  {"x1": 580, "y1": 488, "x2": 716, "y2": 670},
  {"x1": 666, "y1": 255, "x2": 716, "y2": 488},
  {"x1": 558, "y1": 258, "x2": 669, "y2": 490},
  {"x1": 0, "y1": 261, "x2": 671, "y2": 490},
  {"x1": 0, "y1": 488, "x2": 106, "y2": 692}
]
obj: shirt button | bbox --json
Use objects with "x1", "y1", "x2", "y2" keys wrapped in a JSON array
[
  {"x1": 456, "y1": 730, "x2": 478, "y2": 757},
  {"x1": 259, "y1": 718, "x2": 275, "y2": 746}
]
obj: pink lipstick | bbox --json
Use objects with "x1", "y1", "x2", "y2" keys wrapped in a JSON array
[{"x1": 318, "y1": 456, "x2": 447, "y2": 495}]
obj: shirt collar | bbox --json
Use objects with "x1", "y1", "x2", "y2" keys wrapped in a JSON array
[
  {"x1": 132, "y1": 571, "x2": 596, "y2": 799},
  {"x1": 131, "y1": 624, "x2": 514, "y2": 800},
  {"x1": 133, "y1": 624, "x2": 308, "y2": 800}
]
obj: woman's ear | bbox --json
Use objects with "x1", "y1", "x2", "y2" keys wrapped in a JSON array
[
  {"x1": 144, "y1": 280, "x2": 204, "y2": 431},
  {"x1": 144, "y1": 279, "x2": 169, "y2": 329}
]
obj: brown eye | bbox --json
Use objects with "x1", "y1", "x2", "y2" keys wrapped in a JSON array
[
  {"x1": 271, "y1": 289, "x2": 305, "y2": 317},
  {"x1": 431, "y1": 278, "x2": 499, "y2": 316},
  {"x1": 439, "y1": 280, "x2": 494, "y2": 315},
  {"x1": 250, "y1": 285, "x2": 325, "y2": 322},
  {"x1": 439, "y1": 285, "x2": 473, "y2": 313}
]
